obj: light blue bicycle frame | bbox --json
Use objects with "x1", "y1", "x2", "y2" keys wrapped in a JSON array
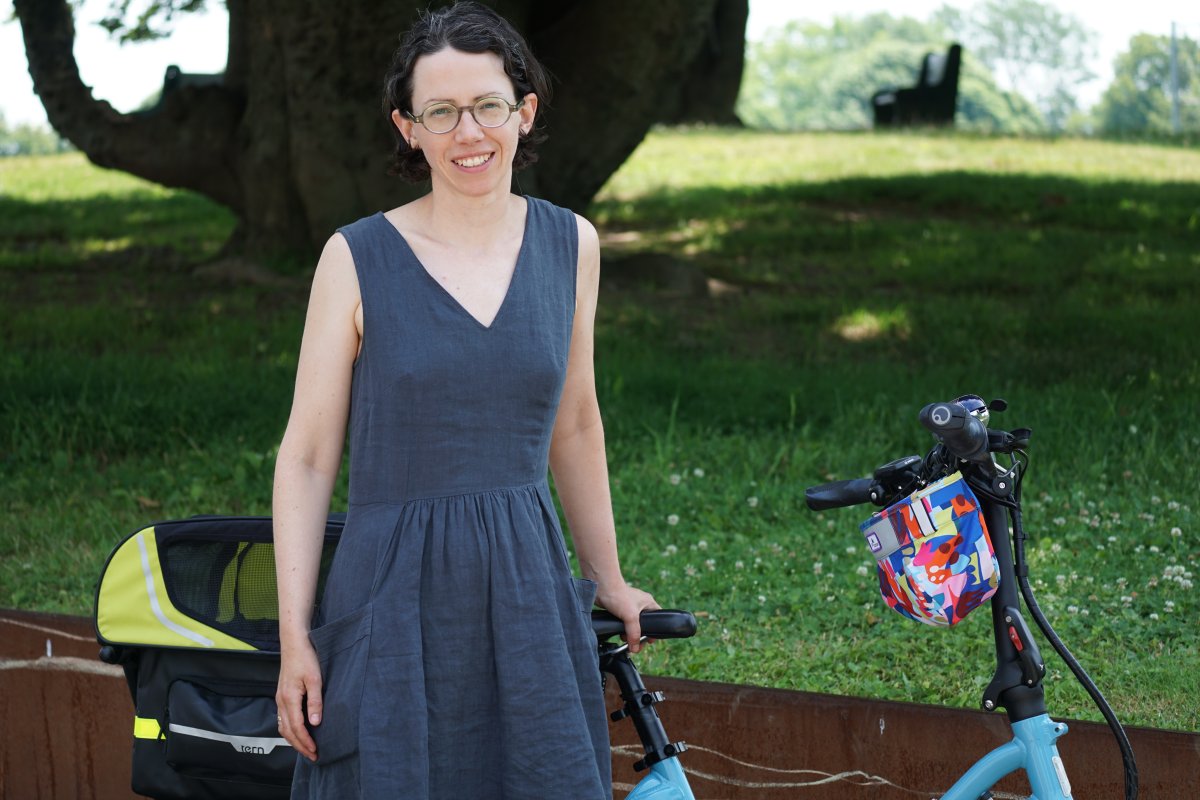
[
  {"x1": 940, "y1": 714, "x2": 1073, "y2": 799},
  {"x1": 626, "y1": 757, "x2": 695, "y2": 800}
]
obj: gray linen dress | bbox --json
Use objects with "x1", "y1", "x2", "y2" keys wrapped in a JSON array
[{"x1": 289, "y1": 197, "x2": 611, "y2": 799}]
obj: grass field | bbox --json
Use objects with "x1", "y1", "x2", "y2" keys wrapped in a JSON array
[{"x1": 1, "y1": 129, "x2": 1197, "y2": 732}]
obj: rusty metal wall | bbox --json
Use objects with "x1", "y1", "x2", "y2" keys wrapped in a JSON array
[{"x1": 3, "y1": 609, "x2": 1197, "y2": 799}]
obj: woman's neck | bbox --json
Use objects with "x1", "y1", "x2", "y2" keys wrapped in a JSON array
[{"x1": 416, "y1": 186, "x2": 523, "y2": 251}]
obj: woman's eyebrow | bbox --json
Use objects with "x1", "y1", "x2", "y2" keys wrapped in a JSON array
[{"x1": 419, "y1": 91, "x2": 513, "y2": 105}]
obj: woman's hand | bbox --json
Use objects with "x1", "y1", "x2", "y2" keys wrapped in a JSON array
[
  {"x1": 596, "y1": 582, "x2": 661, "y2": 654},
  {"x1": 276, "y1": 639, "x2": 323, "y2": 762}
]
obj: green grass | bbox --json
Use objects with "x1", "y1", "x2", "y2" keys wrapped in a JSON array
[{"x1": 1, "y1": 132, "x2": 1197, "y2": 733}]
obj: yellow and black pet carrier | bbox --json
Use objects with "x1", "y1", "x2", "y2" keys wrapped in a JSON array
[{"x1": 94, "y1": 515, "x2": 343, "y2": 799}]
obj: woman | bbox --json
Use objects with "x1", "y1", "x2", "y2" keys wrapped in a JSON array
[{"x1": 272, "y1": 3, "x2": 658, "y2": 798}]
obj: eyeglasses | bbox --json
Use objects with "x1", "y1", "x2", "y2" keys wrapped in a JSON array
[{"x1": 406, "y1": 97, "x2": 525, "y2": 135}]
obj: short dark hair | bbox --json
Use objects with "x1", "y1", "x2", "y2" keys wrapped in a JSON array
[{"x1": 382, "y1": 1, "x2": 552, "y2": 182}]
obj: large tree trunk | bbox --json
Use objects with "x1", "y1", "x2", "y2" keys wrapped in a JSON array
[{"x1": 15, "y1": 0, "x2": 746, "y2": 261}]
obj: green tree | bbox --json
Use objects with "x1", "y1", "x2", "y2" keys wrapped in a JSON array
[
  {"x1": 936, "y1": 0, "x2": 1097, "y2": 131},
  {"x1": 1095, "y1": 33, "x2": 1200, "y2": 135},
  {"x1": 0, "y1": 111, "x2": 73, "y2": 157},
  {"x1": 737, "y1": 14, "x2": 1040, "y2": 133},
  {"x1": 15, "y1": 0, "x2": 747, "y2": 259}
]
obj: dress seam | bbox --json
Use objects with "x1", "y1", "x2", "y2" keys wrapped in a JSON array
[{"x1": 348, "y1": 480, "x2": 546, "y2": 507}]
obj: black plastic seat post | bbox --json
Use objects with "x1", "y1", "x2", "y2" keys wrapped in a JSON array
[{"x1": 600, "y1": 650, "x2": 672, "y2": 761}]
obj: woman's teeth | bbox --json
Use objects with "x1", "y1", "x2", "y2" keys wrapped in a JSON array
[{"x1": 454, "y1": 154, "x2": 491, "y2": 168}]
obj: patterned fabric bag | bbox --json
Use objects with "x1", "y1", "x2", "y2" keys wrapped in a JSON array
[{"x1": 859, "y1": 471, "x2": 999, "y2": 626}]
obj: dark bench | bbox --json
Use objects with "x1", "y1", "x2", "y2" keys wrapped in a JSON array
[{"x1": 871, "y1": 43, "x2": 962, "y2": 127}]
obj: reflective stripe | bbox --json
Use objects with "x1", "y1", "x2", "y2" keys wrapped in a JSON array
[
  {"x1": 133, "y1": 716, "x2": 162, "y2": 739},
  {"x1": 168, "y1": 723, "x2": 292, "y2": 755},
  {"x1": 136, "y1": 532, "x2": 214, "y2": 647}
]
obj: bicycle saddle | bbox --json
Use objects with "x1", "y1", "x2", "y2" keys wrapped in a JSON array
[{"x1": 591, "y1": 609, "x2": 697, "y2": 641}]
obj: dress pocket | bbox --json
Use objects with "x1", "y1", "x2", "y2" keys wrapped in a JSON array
[
  {"x1": 572, "y1": 577, "x2": 598, "y2": 615},
  {"x1": 307, "y1": 603, "x2": 373, "y2": 766}
]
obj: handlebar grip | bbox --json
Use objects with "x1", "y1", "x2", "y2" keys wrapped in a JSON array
[
  {"x1": 918, "y1": 401, "x2": 990, "y2": 463},
  {"x1": 805, "y1": 478, "x2": 877, "y2": 511}
]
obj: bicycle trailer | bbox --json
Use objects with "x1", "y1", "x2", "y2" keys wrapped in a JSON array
[{"x1": 94, "y1": 515, "x2": 343, "y2": 799}]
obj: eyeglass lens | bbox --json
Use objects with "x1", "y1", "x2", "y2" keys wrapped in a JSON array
[{"x1": 420, "y1": 98, "x2": 516, "y2": 134}]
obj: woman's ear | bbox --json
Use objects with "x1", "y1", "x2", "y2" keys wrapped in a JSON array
[
  {"x1": 519, "y1": 93, "x2": 538, "y2": 134},
  {"x1": 392, "y1": 109, "x2": 416, "y2": 147}
]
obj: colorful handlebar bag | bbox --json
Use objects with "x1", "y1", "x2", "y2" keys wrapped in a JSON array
[{"x1": 859, "y1": 471, "x2": 999, "y2": 626}]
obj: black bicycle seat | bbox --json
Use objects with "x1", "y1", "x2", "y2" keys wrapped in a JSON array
[{"x1": 591, "y1": 609, "x2": 697, "y2": 641}]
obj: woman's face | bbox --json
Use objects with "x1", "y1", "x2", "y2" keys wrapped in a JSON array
[{"x1": 394, "y1": 47, "x2": 537, "y2": 198}]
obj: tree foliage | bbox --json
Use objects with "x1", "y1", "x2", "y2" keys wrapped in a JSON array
[
  {"x1": 0, "y1": 112, "x2": 74, "y2": 157},
  {"x1": 1095, "y1": 33, "x2": 1200, "y2": 136},
  {"x1": 737, "y1": 13, "x2": 1040, "y2": 133},
  {"x1": 935, "y1": 0, "x2": 1097, "y2": 131}
]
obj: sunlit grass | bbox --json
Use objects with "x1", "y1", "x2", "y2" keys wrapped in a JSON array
[{"x1": 2, "y1": 131, "x2": 1198, "y2": 733}]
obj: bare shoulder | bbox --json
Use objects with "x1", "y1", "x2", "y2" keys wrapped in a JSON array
[
  {"x1": 573, "y1": 213, "x2": 600, "y2": 281},
  {"x1": 310, "y1": 232, "x2": 359, "y2": 303}
]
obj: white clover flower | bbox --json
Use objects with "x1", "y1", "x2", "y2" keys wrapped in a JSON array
[
  {"x1": 826, "y1": 520, "x2": 836, "y2": 529},
  {"x1": 1080, "y1": 608, "x2": 1090, "y2": 616},
  {"x1": 1149, "y1": 545, "x2": 1160, "y2": 554},
  {"x1": 693, "y1": 468, "x2": 705, "y2": 478},
  {"x1": 1096, "y1": 543, "x2": 1105, "y2": 550},
  {"x1": 1168, "y1": 501, "x2": 1180, "y2": 511},
  {"x1": 1129, "y1": 425, "x2": 1139, "y2": 434},
  {"x1": 746, "y1": 496, "x2": 759, "y2": 508},
  {"x1": 685, "y1": 564, "x2": 698, "y2": 577},
  {"x1": 826, "y1": 595, "x2": 836, "y2": 602},
  {"x1": 754, "y1": 557, "x2": 762, "y2": 565},
  {"x1": 705, "y1": 559, "x2": 716, "y2": 571},
  {"x1": 663, "y1": 544, "x2": 678, "y2": 556},
  {"x1": 1056, "y1": 574, "x2": 1067, "y2": 584},
  {"x1": 1067, "y1": 605, "x2": 1079, "y2": 614},
  {"x1": 1171, "y1": 527, "x2": 1182, "y2": 537},
  {"x1": 1116, "y1": 577, "x2": 1128, "y2": 587},
  {"x1": 1151, "y1": 495, "x2": 1162, "y2": 505},
  {"x1": 1135, "y1": 545, "x2": 1145, "y2": 553},
  {"x1": 856, "y1": 565, "x2": 869, "y2": 577},
  {"x1": 813, "y1": 562, "x2": 824, "y2": 575},
  {"x1": 1149, "y1": 613, "x2": 1160, "y2": 620},
  {"x1": 757, "y1": 594, "x2": 766, "y2": 604},
  {"x1": 1053, "y1": 517, "x2": 1067, "y2": 526},
  {"x1": 669, "y1": 473, "x2": 682, "y2": 485},
  {"x1": 667, "y1": 514, "x2": 679, "y2": 526},
  {"x1": 845, "y1": 546, "x2": 857, "y2": 555},
  {"x1": 734, "y1": 560, "x2": 744, "y2": 570},
  {"x1": 1051, "y1": 543, "x2": 1063, "y2": 553},
  {"x1": 1107, "y1": 536, "x2": 1118, "y2": 543},
  {"x1": 697, "y1": 539, "x2": 708, "y2": 550},
  {"x1": 1121, "y1": 595, "x2": 1134, "y2": 605},
  {"x1": 1165, "y1": 600, "x2": 1176, "y2": 612}
]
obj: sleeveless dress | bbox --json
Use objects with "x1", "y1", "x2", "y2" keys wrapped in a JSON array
[{"x1": 289, "y1": 197, "x2": 612, "y2": 799}]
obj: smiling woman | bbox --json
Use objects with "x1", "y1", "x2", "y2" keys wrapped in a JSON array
[{"x1": 268, "y1": 3, "x2": 660, "y2": 799}]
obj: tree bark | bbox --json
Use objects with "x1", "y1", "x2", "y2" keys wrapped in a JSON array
[{"x1": 15, "y1": 0, "x2": 742, "y2": 260}]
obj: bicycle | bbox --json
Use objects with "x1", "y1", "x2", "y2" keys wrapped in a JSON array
[{"x1": 805, "y1": 395, "x2": 1138, "y2": 800}]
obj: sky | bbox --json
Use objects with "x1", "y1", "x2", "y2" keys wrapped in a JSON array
[{"x1": 1, "y1": 0, "x2": 1195, "y2": 128}]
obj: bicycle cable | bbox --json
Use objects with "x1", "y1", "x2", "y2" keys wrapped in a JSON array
[{"x1": 976, "y1": 452, "x2": 1139, "y2": 800}]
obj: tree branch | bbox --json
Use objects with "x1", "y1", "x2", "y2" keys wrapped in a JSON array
[{"x1": 14, "y1": 0, "x2": 244, "y2": 212}]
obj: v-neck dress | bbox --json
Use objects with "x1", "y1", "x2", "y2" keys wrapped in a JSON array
[{"x1": 289, "y1": 196, "x2": 611, "y2": 799}]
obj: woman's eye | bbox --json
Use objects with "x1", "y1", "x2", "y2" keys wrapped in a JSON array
[{"x1": 427, "y1": 106, "x2": 454, "y2": 118}]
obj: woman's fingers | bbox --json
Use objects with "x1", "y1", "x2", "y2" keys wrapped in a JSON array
[{"x1": 277, "y1": 661, "x2": 321, "y2": 762}]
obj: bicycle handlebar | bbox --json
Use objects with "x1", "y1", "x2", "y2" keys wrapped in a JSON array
[
  {"x1": 804, "y1": 478, "x2": 878, "y2": 511},
  {"x1": 918, "y1": 401, "x2": 991, "y2": 465}
]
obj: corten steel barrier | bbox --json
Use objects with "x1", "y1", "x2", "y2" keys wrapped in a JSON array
[{"x1": 3, "y1": 608, "x2": 1198, "y2": 799}]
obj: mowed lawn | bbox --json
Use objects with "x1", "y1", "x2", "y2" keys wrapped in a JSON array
[{"x1": 1, "y1": 129, "x2": 1197, "y2": 732}]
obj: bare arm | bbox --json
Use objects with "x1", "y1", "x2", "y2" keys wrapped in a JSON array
[
  {"x1": 273, "y1": 232, "x2": 360, "y2": 761},
  {"x1": 549, "y1": 215, "x2": 659, "y2": 651}
]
